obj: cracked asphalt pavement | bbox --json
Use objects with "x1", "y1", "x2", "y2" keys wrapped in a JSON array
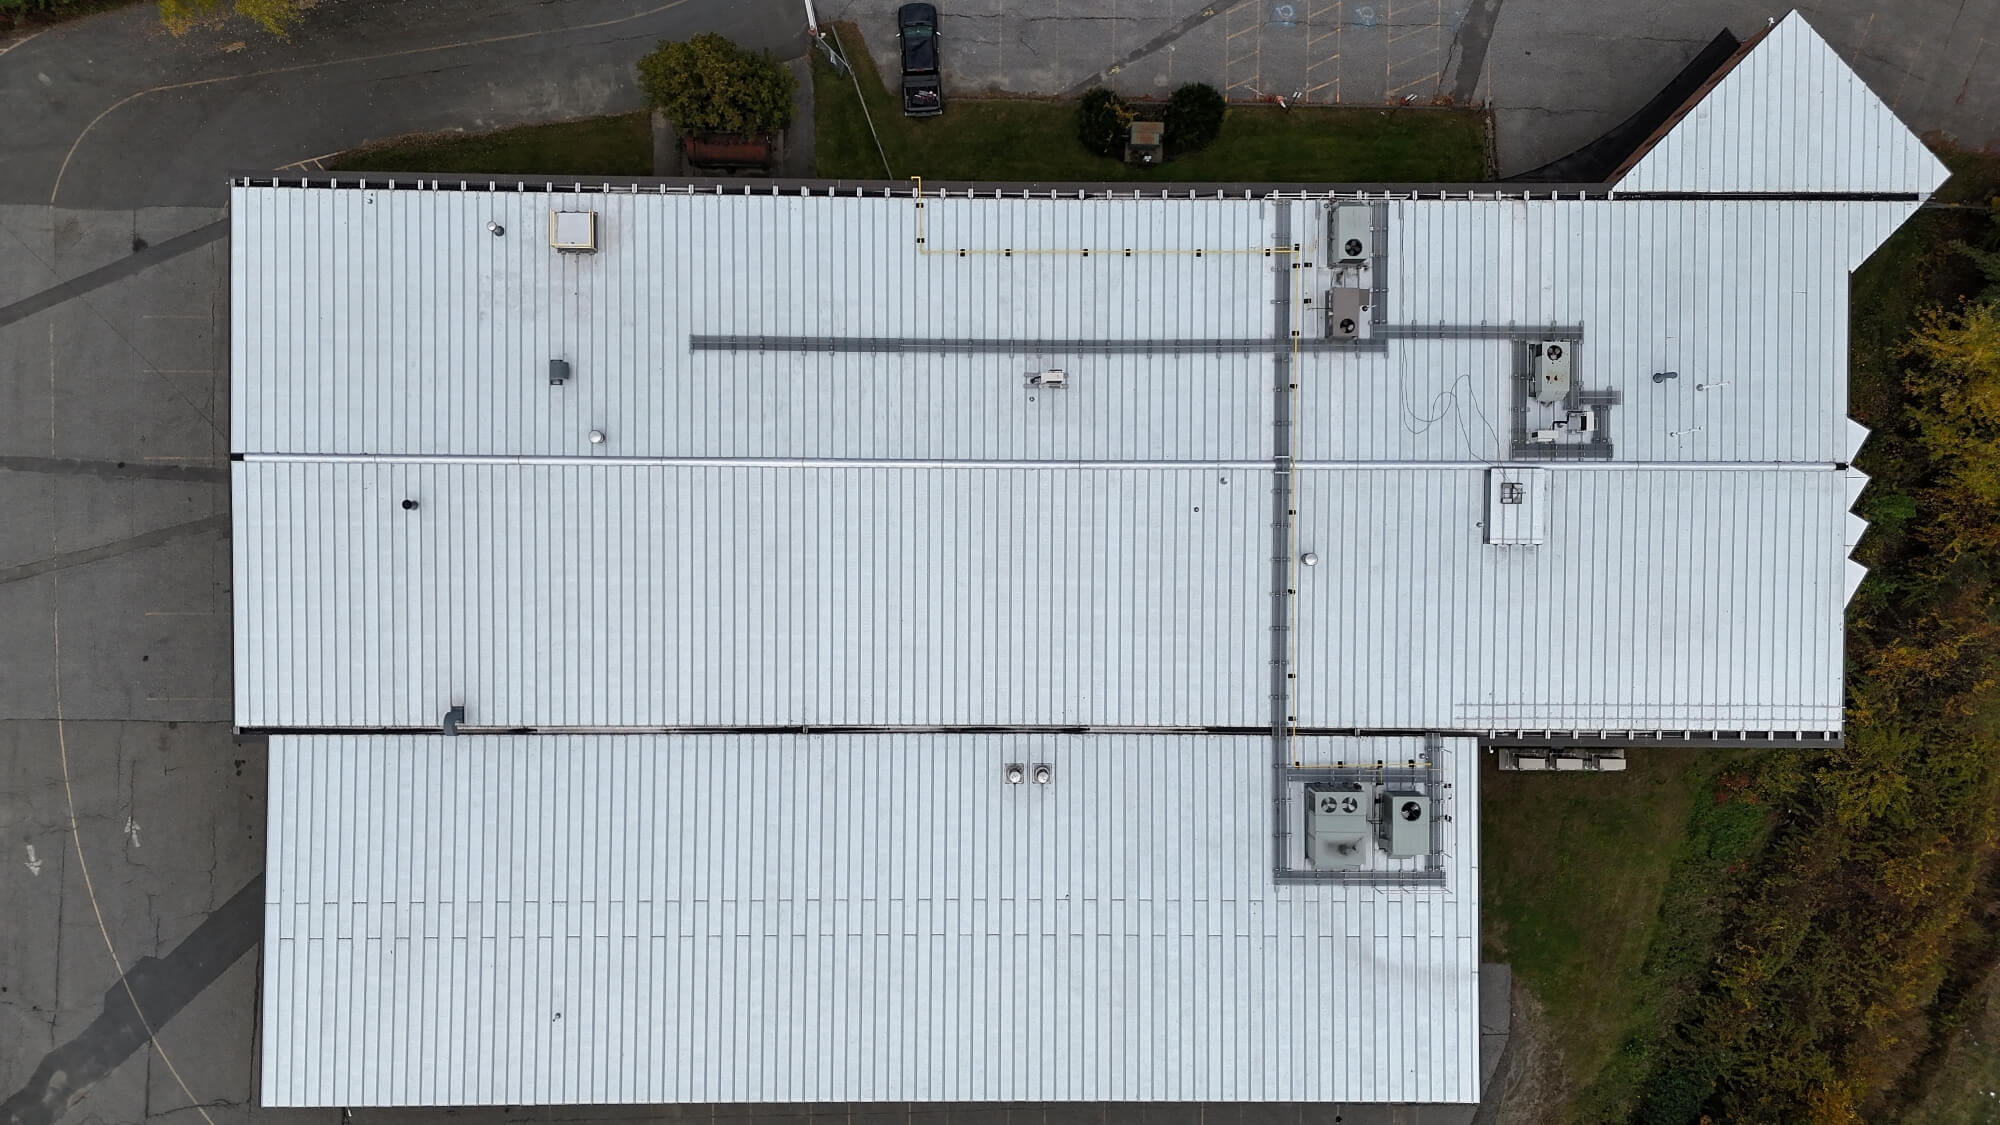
[{"x1": 1, "y1": 0, "x2": 1995, "y2": 1124}]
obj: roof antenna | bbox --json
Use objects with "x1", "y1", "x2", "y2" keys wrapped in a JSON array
[{"x1": 443, "y1": 705, "x2": 465, "y2": 736}]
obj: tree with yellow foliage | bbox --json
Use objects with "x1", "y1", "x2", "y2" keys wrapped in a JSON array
[
  {"x1": 158, "y1": 0, "x2": 304, "y2": 38},
  {"x1": 1905, "y1": 299, "x2": 2000, "y2": 558}
]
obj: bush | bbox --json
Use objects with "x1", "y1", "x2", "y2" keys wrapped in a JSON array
[
  {"x1": 156, "y1": 0, "x2": 303, "y2": 36},
  {"x1": 2, "y1": 0, "x2": 82, "y2": 15},
  {"x1": 1164, "y1": 82, "x2": 1227, "y2": 153},
  {"x1": 1075, "y1": 87, "x2": 1132, "y2": 158},
  {"x1": 637, "y1": 33, "x2": 796, "y2": 136}
]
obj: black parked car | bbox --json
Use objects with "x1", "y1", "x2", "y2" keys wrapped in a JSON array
[{"x1": 897, "y1": 3, "x2": 943, "y2": 117}]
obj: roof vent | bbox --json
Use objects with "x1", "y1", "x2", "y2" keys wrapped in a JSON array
[
  {"x1": 548, "y1": 359, "x2": 571, "y2": 386},
  {"x1": 1485, "y1": 467, "x2": 1548, "y2": 546},
  {"x1": 549, "y1": 210, "x2": 598, "y2": 253}
]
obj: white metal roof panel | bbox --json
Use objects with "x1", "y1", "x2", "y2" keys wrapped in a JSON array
[
  {"x1": 262, "y1": 732, "x2": 1481, "y2": 1106},
  {"x1": 231, "y1": 459, "x2": 1265, "y2": 730},
  {"x1": 233, "y1": 186, "x2": 1920, "y2": 468},
  {"x1": 229, "y1": 185, "x2": 1284, "y2": 459},
  {"x1": 233, "y1": 457, "x2": 1849, "y2": 733},
  {"x1": 1304, "y1": 199, "x2": 1923, "y2": 464},
  {"x1": 1292, "y1": 465, "x2": 1851, "y2": 732},
  {"x1": 1615, "y1": 12, "x2": 1949, "y2": 196}
]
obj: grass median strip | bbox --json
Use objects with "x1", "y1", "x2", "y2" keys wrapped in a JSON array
[{"x1": 325, "y1": 112, "x2": 653, "y2": 177}]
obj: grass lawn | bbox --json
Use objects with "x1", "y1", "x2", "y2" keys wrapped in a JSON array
[
  {"x1": 324, "y1": 112, "x2": 653, "y2": 177},
  {"x1": 1480, "y1": 748, "x2": 1761, "y2": 1123},
  {"x1": 813, "y1": 23, "x2": 1487, "y2": 183},
  {"x1": 1901, "y1": 965, "x2": 2000, "y2": 1125}
]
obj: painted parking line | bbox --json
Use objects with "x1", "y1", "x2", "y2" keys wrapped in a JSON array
[
  {"x1": 1849, "y1": 12, "x2": 1875, "y2": 64},
  {"x1": 1225, "y1": 1, "x2": 1264, "y2": 95},
  {"x1": 1303, "y1": 0, "x2": 1342, "y2": 101},
  {"x1": 1383, "y1": 0, "x2": 1444, "y2": 101}
]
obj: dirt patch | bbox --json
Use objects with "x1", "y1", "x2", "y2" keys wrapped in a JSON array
[{"x1": 1492, "y1": 981, "x2": 1575, "y2": 1125}]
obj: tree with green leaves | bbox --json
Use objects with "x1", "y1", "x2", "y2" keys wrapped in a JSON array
[
  {"x1": 637, "y1": 34, "x2": 797, "y2": 137},
  {"x1": 1075, "y1": 87, "x2": 1133, "y2": 158},
  {"x1": 1164, "y1": 82, "x2": 1226, "y2": 154}
]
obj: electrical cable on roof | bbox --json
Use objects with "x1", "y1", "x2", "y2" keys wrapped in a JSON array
[{"x1": 1396, "y1": 368, "x2": 1503, "y2": 464}]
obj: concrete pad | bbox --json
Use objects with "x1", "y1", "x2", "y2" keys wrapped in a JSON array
[
  {"x1": 45, "y1": 534, "x2": 232, "y2": 724},
  {"x1": 53, "y1": 1033, "x2": 152, "y2": 1125},
  {"x1": 143, "y1": 951, "x2": 258, "y2": 1114},
  {"x1": 1479, "y1": 962, "x2": 1510, "y2": 1036},
  {"x1": 0, "y1": 584, "x2": 59, "y2": 721}
]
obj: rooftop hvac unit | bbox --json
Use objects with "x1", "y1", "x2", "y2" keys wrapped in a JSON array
[
  {"x1": 1028, "y1": 368, "x2": 1067, "y2": 389},
  {"x1": 1326, "y1": 286, "x2": 1368, "y2": 339},
  {"x1": 1380, "y1": 790, "x2": 1431, "y2": 857},
  {"x1": 1330, "y1": 204, "x2": 1373, "y2": 264},
  {"x1": 1304, "y1": 782, "x2": 1372, "y2": 871},
  {"x1": 549, "y1": 210, "x2": 598, "y2": 253},
  {"x1": 1532, "y1": 340, "x2": 1572, "y2": 404}
]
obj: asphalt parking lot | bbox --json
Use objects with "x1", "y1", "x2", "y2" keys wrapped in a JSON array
[
  {"x1": 825, "y1": 0, "x2": 2000, "y2": 172},
  {"x1": 2, "y1": 0, "x2": 1998, "y2": 1122}
]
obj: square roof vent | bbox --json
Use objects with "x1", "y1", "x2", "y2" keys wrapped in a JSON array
[
  {"x1": 549, "y1": 210, "x2": 598, "y2": 253},
  {"x1": 1485, "y1": 467, "x2": 1548, "y2": 546}
]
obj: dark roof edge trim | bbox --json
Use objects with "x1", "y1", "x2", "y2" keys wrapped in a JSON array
[{"x1": 1604, "y1": 19, "x2": 1779, "y2": 184}]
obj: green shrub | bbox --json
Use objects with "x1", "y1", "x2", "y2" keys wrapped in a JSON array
[
  {"x1": 1164, "y1": 82, "x2": 1227, "y2": 153},
  {"x1": 637, "y1": 33, "x2": 796, "y2": 136},
  {"x1": 1075, "y1": 87, "x2": 1132, "y2": 158},
  {"x1": 157, "y1": 0, "x2": 304, "y2": 36}
]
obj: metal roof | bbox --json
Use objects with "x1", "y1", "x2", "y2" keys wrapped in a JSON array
[
  {"x1": 231, "y1": 459, "x2": 1267, "y2": 730},
  {"x1": 233, "y1": 458, "x2": 1854, "y2": 733},
  {"x1": 228, "y1": 179, "x2": 1900, "y2": 736},
  {"x1": 262, "y1": 732, "x2": 1481, "y2": 1106},
  {"x1": 1292, "y1": 464, "x2": 1851, "y2": 731},
  {"x1": 1615, "y1": 12, "x2": 1949, "y2": 196},
  {"x1": 232, "y1": 188, "x2": 1915, "y2": 467},
  {"x1": 232, "y1": 18, "x2": 1928, "y2": 1107}
]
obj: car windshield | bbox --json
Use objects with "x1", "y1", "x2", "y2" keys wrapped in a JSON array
[{"x1": 904, "y1": 25, "x2": 933, "y2": 41}]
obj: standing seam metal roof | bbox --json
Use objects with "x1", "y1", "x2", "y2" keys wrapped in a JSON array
[{"x1": 262, "y1": 732, "x2": 1481, "y2": 1106}]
